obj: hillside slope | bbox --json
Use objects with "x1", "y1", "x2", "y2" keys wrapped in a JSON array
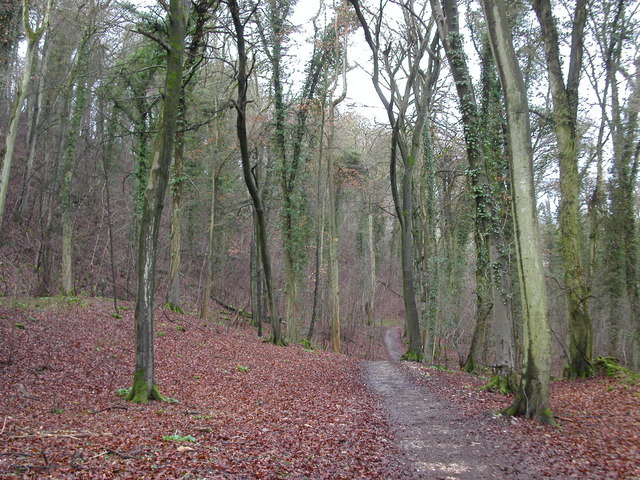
[{"x1": 0, "y1": 298, "x2": 406, "y2": 479}]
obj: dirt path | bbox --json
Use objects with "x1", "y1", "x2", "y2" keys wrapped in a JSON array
[{"x1": 362, "y1": 326, "x2": 535, "y2": 479}]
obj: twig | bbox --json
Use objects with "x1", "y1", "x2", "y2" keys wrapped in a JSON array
[
  {"x1": 105, "y1": 448, "x2": 146, "y2": 459},
  {"x1": 554, "y1": 416, "x2": 576, "y2": 423},
  {"x1": 89, "y1": 406, "x2": 128, "y2": 415},
  {"x1": 0, "y1": 416, "x2": 10, "y2": 435},
  {"x1": 37, "y1": 445, "x2": 49, "y2": 468},
  {"x1": 10, "y1": 430, "x2": 98, "y2": 440}
]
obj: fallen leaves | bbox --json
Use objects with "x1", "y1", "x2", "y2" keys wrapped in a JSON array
[
  {"x1": 2, "y1": 298, "x2": 639, "y2": 478},
  {"x1": 0, "y1": 299, "x2": 404, "y2": 479}
]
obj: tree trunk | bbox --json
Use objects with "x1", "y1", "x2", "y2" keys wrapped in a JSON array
[
  {"x1": 0, "y1": 0, "x2": 52, "y2": 228},
  {"x1": 308, "y1": 107, "x2": 327, "y2": 342},
  {"x1": 348, "y1": 0, "x2": 427, "y2": 360},
  {"x1": 167, "y1": 107, "x2": 185, "y2": 313},
  {"x1": 365, "y1": 201, "x2": 376, "y2": 326},
  {"x1": 0, "y1": 0, "x2": 21, "y2": 115},
  {"x1": 532, "y1": 0, "x2": 592, "y2": 379},
  {"x1": 229, "y1": 0, "x2": 283, "y2": 345},
  {"x1": 418, "y1": 124, "x2": 439, "y2": 361},
  {"x1": 327, "y1": 106, "x2": 341, "y2": 353},
  {"x1": 431, "y1": 0, "x2": 496, "y2": 373},
  {"x1": 127, "y1": 0, "x2": 187, "y2": 403},
  {"x1": 200, "y1": 149, "x2": 217, "y2": 319},
  {"x1": 16, "y1": 43, "x2": 44, "y2": 222},
  {"x1": 479, "y1": 35, "x2": 517, "y2": 387},
  {"x1": 481, "y1": 0, "x2": 553, "y2": 423},
  {"x1": 59, "y1": 34, "x2": 90, "y2": 296},
  {"x1": 250, "y1": 208, "x2": 264, "y2": 337}
]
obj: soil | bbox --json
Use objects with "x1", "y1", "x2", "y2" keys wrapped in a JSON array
[{"x1": 363, "y1": 327, "x2": 536, "y2": 479}]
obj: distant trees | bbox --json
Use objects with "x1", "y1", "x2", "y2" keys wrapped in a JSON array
[
  {"x1": 1, "y1": 0, "x2": 640, "y2": 414},
  {"x1": 349, "y1": 0, "x2": 431, "y2": 360},
  {"x1": 0, "y1": 0, "x2": 53, "y2": 228}
]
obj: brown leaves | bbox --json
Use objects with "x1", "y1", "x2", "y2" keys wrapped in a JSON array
[{"x1": 0, "y1": 299, "x2": 404, "y2": 479}]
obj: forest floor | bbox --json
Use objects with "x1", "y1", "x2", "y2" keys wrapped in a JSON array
[{"x1": 0, "y1": 297, "x2": 639, "y2": 479}]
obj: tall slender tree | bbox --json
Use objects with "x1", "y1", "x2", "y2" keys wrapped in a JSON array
[
  {"x1": 166, "y1": 0, "x2": 219, "y2": 312},
  {"x1": 481, "y1": 0, "x2": 553, "y2": 423},
  {"x1": 348, "y1": 0, "x2": 430, "y2": 360},
  {"x1": 430, "y1": 0, "x2": 497, "y2": 373},
  {"x1": 58, "y1": 28, "x2": 91, "y2": 295},
  {"x1": 229, "y1": 0, "x2": 284, "y2": 345},
  {"x1": 531, "y1": 0, "x2": 592, "y2": 379},
  {"x1": 127, "y1": 0, "x2": 188, "y2": 403}
]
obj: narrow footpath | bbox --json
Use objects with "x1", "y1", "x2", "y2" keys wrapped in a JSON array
[{"x1": 362, "y1": 327, "x2": 536, "y2": 479}]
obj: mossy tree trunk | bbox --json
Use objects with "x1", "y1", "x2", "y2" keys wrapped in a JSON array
[
  {"x1": 167, "y1": 0, "x2": 214, "y2": 313},
  {"x1": 325, "y1": 6, "x2": 348, "y2": 353},
  {"x1": 431, "y1": 0, "x2": 497, "y2": 373},
  {"x1": 200, "y1": 129, "x2": 219, "y2": 319},
  {"x1": 479, "y1": 36, "x2": 517, "y2": 388},
  {"x1": 128, "y1": 0, "x2": 187, "y2": 404},
  {"x1": 600, "y1": 0, "x2": 640, "y2": 370},
  {"x1": 308, "y1": 102, "x2": 327, "y2": 343},
  {"x1": 327, "y1": 110, "x2": 341, "y2": 352},
  {"x1": 532, "y1": 0, "x2": 592, "y2": 379},
  {"x1": 167, "y1": 119, "x2": 185, "y2": 313},
  {"x1": 481, "y1": 0, "x2": 553, "y2": 423},
  {"x1": 417, "y1": 123, "x2": 440, "y2": 361},
  {"x1": 17, "y1": 44, "x2": 44, "y2": 221},
  {"x1": 0, "y1": 0, "x2": 22, "y2": 114},
  {"x1": 255, "y1": 0, "x2": 304, "y2": 341}
]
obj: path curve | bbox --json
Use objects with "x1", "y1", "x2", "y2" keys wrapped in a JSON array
[{"x1": 363, "y1": 327, "x2": 535, "y2": 479}]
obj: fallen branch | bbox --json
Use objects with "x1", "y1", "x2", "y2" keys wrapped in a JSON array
[
  {"x1": 213, "y1": 297, "x2": 252, "y2": 319},
  {"x1": 0, "y1": 416, "x2": 10, "y2": 435},
  {"x1": 10, "y1": 430, "x2": 100, "y2": 440}
]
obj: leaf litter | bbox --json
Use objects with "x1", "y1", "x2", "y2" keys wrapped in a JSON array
[
  {"x1": 1, "y1": 298, "x2": 639, "y2": 479},
  {"x1": 0, "y1": 299, "x2": 404, "y2": 479}
]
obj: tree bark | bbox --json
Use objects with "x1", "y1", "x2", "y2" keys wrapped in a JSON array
[
  {"x1": 59, "y1": 34, "x2": 91, "y2": 296},
  {"x1": 531, "y1": 0, "x2": 592, "y2": 379},
  {"x1": 431, "y1": 0, "x2": 497, "y2": 373},
  {"x1": 200, "y1": 132, "x2": 218, "y2": 319},
  {"x1": 167, "y1": 106, "x2": 185, "y2": 313},
  {"x1": 166, "y1": 1, "x2": 212, "y2": 313},
  {"x1": 229, "y1": 0, "x2": 283, "y2": 345},
  {"x1": 128, "y1": 0, "x2": 187, "y2": 403},
  {"x1": 481, "y1": 0, "x2": 553, "y2": 423}
]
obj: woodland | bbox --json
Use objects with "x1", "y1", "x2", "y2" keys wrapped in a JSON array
[{"x1": 1, "y1": 0, "x2": 640, "y2": 476}]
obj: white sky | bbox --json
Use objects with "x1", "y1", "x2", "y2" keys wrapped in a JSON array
[{"x1": 290, "y1": 0, "x2": 388, "y2": 123}]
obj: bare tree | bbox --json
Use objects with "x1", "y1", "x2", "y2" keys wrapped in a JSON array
[
  {"x1": 481, "y1": 0, "x2": 553, "y2": 423},
  {"x1": 229, "y1": 0, "x2": 284, "y2": 345},
  {"x1": 128, "y1": 0, "x2": 188, "y2": 403},
  {"x1": 348, "y1": 0, "x2": 433, "y2": 360},
  {"x1": 0, "y1": 0, "x2": 54, "y2": 229}
]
